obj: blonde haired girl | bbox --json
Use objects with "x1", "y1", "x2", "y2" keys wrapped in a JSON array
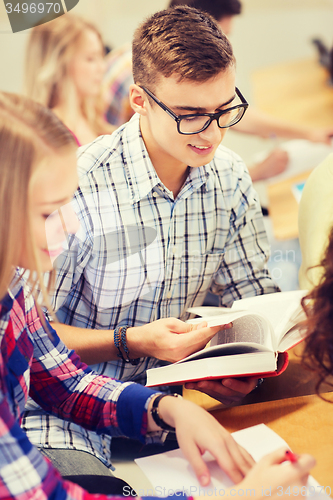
[
  {"x1": 24, "y1": 14, "x2": 113, "y2": 145},
  {"x1": 0, "y1": 90, "x2": 78, "y2": 299}
]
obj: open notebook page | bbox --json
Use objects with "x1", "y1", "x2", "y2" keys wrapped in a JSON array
[{"x1": 135, "y1": 424, "x2": 329, "y2": 499}]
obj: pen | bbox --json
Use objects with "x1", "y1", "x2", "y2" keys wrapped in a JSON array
[{"x1": 285, "y1": 450, "x2": 298, "y2": 463}]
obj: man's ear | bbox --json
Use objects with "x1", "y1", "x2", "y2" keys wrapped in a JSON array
[{"x1": 129, "y1": 84, "x2": 147, "y2": 116}]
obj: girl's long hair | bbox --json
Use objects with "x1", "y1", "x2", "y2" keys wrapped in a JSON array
[
  {"x1": 302, "y1": 226, "x2": 333, "y2": 397},
  {"x1": 0, "y1": 92, "x2": 76, "y2": 304},
  {"x1": 24, "y1": 14, "x2": 113, "y2": 138}
]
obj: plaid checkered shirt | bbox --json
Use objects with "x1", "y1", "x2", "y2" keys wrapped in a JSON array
[
  {"x1": 0, "y1": 277, "x2": 166, "y2": 499},
  {"x1": 23, "y1": 113, "x2": 279, "y2": 467}
]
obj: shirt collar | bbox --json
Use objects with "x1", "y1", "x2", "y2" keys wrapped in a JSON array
[
  {"x1": 122, "y1": 114, "x2": 210, "y2": 204},
  {"x1": 122, "y1": 114, "x2": 162, "y2": 204}
]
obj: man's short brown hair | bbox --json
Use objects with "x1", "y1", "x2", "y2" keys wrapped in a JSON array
[
  {"x1": 168, "y1": 0, "x2": 242, "y2": 20},
  {"x1": 132, "y1": 6, "x2": 235, "y2": 90}
]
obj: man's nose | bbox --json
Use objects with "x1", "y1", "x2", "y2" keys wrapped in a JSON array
[{"x1": 198, "y1": 118, "x2": 224, "y2": 143}]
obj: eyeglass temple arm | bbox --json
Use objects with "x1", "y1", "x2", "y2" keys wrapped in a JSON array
[
  {"x1": 235, "y1": 87, "x2": 248, "y2": 106},
  {"x1": 141, "y1": 86, "x2": 179, "y2": 121}
]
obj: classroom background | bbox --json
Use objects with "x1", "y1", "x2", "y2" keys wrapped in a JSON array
[{"x1": 0, "y1": 0, "x2": 332, "y2": 164}]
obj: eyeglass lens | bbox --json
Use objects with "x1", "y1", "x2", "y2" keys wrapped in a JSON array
[{"x1": 179, "y1": 107, "x2": 245, "y2": 134}]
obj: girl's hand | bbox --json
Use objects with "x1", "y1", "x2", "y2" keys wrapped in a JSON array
[
  {"x1": 149, "y1": 395, "x2": 255, "y2": 486},
  {"x1": 236, "y1": 448, "x2": 316, "y2": 499}
]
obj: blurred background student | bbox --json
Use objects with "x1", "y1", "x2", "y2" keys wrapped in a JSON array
[
  {"x1": 24, "y1": 14, "x2": 114, "y2": 146},
  {"x1": 298, "y1": 153, "x2": 333, "y2": 291}
]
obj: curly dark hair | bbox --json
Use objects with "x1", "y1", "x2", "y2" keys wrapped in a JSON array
[{"x1": 301, "y1": 226, "x2": 333, "y2": 398}]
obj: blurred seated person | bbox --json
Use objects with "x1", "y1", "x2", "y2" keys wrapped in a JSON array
[
  {"x1": 298, "y1": 153, "x2": 333, "y2": 290},
  {"x1": 25, "y1": 14, "x2": 114, "y2": 146},
  {"x1": 103, "y1": 0, "x2": 333, "y2": 182}
]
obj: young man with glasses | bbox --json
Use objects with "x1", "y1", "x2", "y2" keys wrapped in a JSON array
[{"x1": 23, "y1": 5, "x2": 279, "y2": 471}]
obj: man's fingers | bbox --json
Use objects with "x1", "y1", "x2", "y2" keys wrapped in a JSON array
[
  {"x1": 184, "y1": 380, "x2": 240, "y2": 405},
  {"x1": 192, "y1": 322, "x2": 233, "y2": 331},
  {"x1": 221, "y1": 377, "x2": 258, "y2": 394},
  {"x1": 192, "y1": 321, "x2": 208, "y2": 330},
  {"x1": 182, "y1": 325, "x2": 222, "y2": 347},
  {"x1": 186, "y1": 378, "x2": 256, "y2": 400},
  {"x1": 189, "y1": 322, "x2": 232, "y2": 333},
  {"x1": 184, "y1": 381, "x2": 235, "y2": 406},
  {"x1": 169, "y1": 319, "x2": 232, "y2": 337},
  {"x1": 189, "y1": 324, "x2": 233, "y2": 345}
]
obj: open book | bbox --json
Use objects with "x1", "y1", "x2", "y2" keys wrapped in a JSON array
[
  {"x1": 135, "y1": 424, "x2": 329, "y2": 499},
  {"x1": 146, "y1": 290, "x2": 307, "y2": 387}
]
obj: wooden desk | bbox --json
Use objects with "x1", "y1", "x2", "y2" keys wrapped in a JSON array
[
  {"x1": 267, "y1": 170, "x2": 312, "y2": 240},
  {"x1": 184, "y1": 346, "x2": 333, "y2": 489},
  {"x1": 211, "y1": 392, "x2": 333, "y2": 489},
  {"x1": 251, "y1": 58, "x2": 333, "y2": 128}
]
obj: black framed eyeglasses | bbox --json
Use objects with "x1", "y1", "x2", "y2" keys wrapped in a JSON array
[{"x1": 141, "y1": 86, "x2": 249, "y2": 135}]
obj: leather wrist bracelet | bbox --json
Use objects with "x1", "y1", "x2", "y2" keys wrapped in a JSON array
[
  {"x1": 114, "y1": 326, "x2": 125, "y2": 361},
  {"x1": 150, "y1": 393, "x2": 181, "y2": 432},
  {"x1": 113, "y1": 325, "x2": 140, "y2": 365}
]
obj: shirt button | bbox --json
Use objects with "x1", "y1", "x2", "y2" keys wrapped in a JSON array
[
  {"x1": 172, "y1": 246, "x2": 177, "y2": 254},
  {"x1": 152, "y1": 191, "x2": 158, "y2": 198},
  {"x1": 166, "y1": 291, "x2": 172, "y2": 299}
]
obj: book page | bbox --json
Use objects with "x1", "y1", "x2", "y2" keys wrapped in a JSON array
[
  {"x1": 210, "y1": 315, "x2": 274, "y2": 351},
  {"x1": 187, "y1": 291, "x2": 307, "y2": 351},
  {"x1": 187, "y1": 309, "x2": 274, "y2": 348},
  {"x1": 179, "y1": 314, "x2": 274, "y2": 364},
  {"x1": 135, "y1": 424, "x2": 328, "y2": 499},
  {"x1": 187, "y1": 309, "x2": 252, "y2": 327},
  {"x1": 231, "y1": 290, "x2": 307, "y2": 348},
  {"x1": 278, "y1": 323, "x2": 306, "y2": 352},
  {"x1": 187, "y1": 306, "x2": 230, "y2": 317}
]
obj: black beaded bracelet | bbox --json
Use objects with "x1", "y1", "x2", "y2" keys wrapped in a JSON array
[
  {"x1": 120, "y1": 325, "x2": 130, "y2": 359},
  {"x1": 150, "y1": 393, "x2": 180, "y2": 432},
  {"x1": 121, "y1": 325, "x2": 141, "y2": 365}
]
